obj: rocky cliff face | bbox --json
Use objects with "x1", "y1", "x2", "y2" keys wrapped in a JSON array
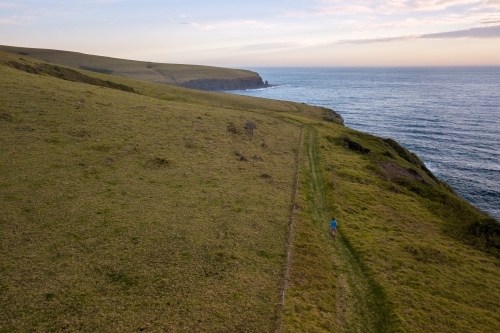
[{"x1": 179, "y1": 76, "x2": 268, "y2": 91}]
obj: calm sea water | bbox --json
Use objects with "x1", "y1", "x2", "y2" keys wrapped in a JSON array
[{"x1": 229, "y1": 67, "x2": 500, "y2": 221}]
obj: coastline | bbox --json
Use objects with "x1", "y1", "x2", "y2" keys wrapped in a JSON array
[
  {"x1": 2, "y1": 49, "x2": 500, "y2": 332},
  {"x1": 232, "y1": 66, "x2": 500, "y2": 222}
]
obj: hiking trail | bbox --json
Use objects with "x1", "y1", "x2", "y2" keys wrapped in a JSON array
[{"x1": 303, "y1": 126, "x2": 385, "y2": 333}]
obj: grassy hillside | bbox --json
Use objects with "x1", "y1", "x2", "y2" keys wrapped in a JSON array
[
  {"x1": 0, "y1": 45, "x2": 266, "y2": 90},
  {"x1": 1, "y1": 51, "x2": 499, "y2": 332}
]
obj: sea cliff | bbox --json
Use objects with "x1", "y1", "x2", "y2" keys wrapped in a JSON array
[{"x1": 179, "y1": 76, "x2": 268, "y2": 91}]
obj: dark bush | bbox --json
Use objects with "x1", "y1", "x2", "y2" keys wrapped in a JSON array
[
  {"x1": 0, "y1": 113, "x2": 13, "y2": 122},
  {"x1": 8, "y1": 61, "x2": 135, "y2": 93},
  {"x1": 342, "y1": 136, "x2": 371, "y2": 154},
  {"x1": 227, "y1": 122, "x2": 240, "y2": 134},
  {"x1": 383, "y1": 138, "x2": 418, "y2": 164},
  {"x1": 325, "y1": 135, "x2": 335, "y2": 143},
  {"x1": 467, "y1": 217, "x2": 500, "y2": 251},
  {"x1": 395, "y1": 176, "x2": 500, "y2": 257},
  {"x1": 147, "y1": 157, "x2": 171, "y2": 168},
  {"x1": 245, "y1": 121, "x2": 257, "y2": 135},
  {"x1": 80, "y1": 66, "x2": 114, "y2": 74}
]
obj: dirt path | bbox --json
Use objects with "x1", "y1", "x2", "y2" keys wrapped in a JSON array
[
  {"x1": 303, "y1": 126, "x2": 385, "y2": 333},
  {"x1": 276, "y1": 124, "x2": 304, "y2": 333}
]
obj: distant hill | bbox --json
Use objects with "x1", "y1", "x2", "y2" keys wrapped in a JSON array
[{"x1": 0, "y1": 45, "x2": 268, "y2": 91}]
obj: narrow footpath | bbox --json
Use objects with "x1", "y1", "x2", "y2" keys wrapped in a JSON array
[{"x1": 303, "y1": 126, "x2": 384, "y2": 333}]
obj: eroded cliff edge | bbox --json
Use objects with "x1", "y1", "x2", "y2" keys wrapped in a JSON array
[{"x1": 179, "y1": 76, "x2": 267, "y2": 91}]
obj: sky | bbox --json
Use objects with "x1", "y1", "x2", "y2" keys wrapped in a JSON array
[{"x1": 1, "y1": 0, "x2": 500, "y2": 67}]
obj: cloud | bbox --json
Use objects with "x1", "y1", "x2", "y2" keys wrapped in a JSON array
[
  {"x1": 316, "y1": 4, "x2": 373, "y2": 16},
  {"x1": 79, "y1": 0, "x2": 126, "y2": 3},
  {"x1": 0, "y1": 2, "x2": 21, "y2": 9},
  {"x1": 185, "y1": 20, "x2": 273, "y2": 30},
  {"x1": 200, "y1": 41, "x2": 305, "y2": 55},
  {"x1": 206, "y1": 41, "x2": 302, "y2": 53},
  {"x1": 285, "y1": 0, "x2": 489, "y2": 17},
  {"x1": 420, "y1": 25, "x2": 500, "y2": 38},
  {"x1": 237, "y1": 42, "x2": 302, "y2": 51},
  {"x1": 281, "y1": 10, "x2": 311, "y2": 18},
  {"x1": 283, "y1": 4, "x2": 372, "y2": 17},
  {"x1": 380, "y1": 0, "x2": 483, "y2": 13},
  {"x1": 334, "y1": 25, "x2": 500, "y2": 44},
  {"x1": 336, "y1": 35, "x2": 415, "y2": 44},
  {"x1": 361, "y1": 12, "x2": 494, "y2": 31},
  {"x1": 0, "y1": 18, "x2": 15, "y2": 24},
  {"x1": 0, "y1": 15, "x2": 31, "y2": 25},
  {"x1": 373, "y1": 17, "x2": 444, "y2": 30},
  {"x1": 483, "y1": 0, "x2": 500, "y2": 8},
  {"x1": 481, "y1": 14, "x2": 500, "y2": 24}
]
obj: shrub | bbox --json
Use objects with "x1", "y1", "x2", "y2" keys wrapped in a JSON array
[{"x1": 342, "y1": 136, "x2": 371, "y2": 154}]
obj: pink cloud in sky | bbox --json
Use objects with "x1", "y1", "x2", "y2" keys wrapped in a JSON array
[
  {"x1": 335, "y1": 25, "x2": 500, "y2": 44},
  {"x1": 291, "y1": 0, "x2": 492, "y2": 15}
]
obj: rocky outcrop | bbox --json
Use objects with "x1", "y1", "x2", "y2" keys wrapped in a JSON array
[{"x1": 179, "y1": 76, "x2": 268, "y2": 91}]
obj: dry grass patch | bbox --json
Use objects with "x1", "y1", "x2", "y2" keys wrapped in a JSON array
[{"x1": 0, "y1": 61, "x2": 302, "y2": 332}]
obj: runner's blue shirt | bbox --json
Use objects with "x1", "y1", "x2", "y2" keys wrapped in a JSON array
[{"x1": 330, "y1": 220, "x2": 337, "y2": 229}]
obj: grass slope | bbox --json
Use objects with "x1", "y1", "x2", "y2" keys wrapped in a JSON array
[
  {"x1": 1, "y1": 51, "x2": 499, "y2": 332},
  {"x1": 0, "y1": 45, "x2": 263, "y2": 87},
  {"x1": 0, "y1": 52, "x2": 304, "y2": 332},
  {"x1": 275, "y1": 111, "x2": 500, "y2": 332},
  {"x1": 316, "y1": 126, "x2": 500, "y2": 332}
]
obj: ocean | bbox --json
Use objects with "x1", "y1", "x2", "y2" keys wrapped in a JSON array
[{"x1": 228, "y1": 67, "x2": 500, "y2": 221}]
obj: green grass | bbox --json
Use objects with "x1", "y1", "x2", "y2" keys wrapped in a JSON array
[
  {"x1": 0, "y1": 45, "x2": 263, "y2": 87},
  {"x1": 282, "y1": 127, "x2": 338, "y2": 333},
  {"x1": 315, "y1": 124, "x2": 500, "y2": 332},
  {"x1": 1, "y1": 50, "x2": 499, "y2": 333},
  {"x1": 0, "y1": 52, "x2": 304, "y2": 331}
]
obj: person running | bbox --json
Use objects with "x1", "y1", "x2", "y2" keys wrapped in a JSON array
[{"x1": 330, "y1": 217, "x2": 338, "y2": 239}]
